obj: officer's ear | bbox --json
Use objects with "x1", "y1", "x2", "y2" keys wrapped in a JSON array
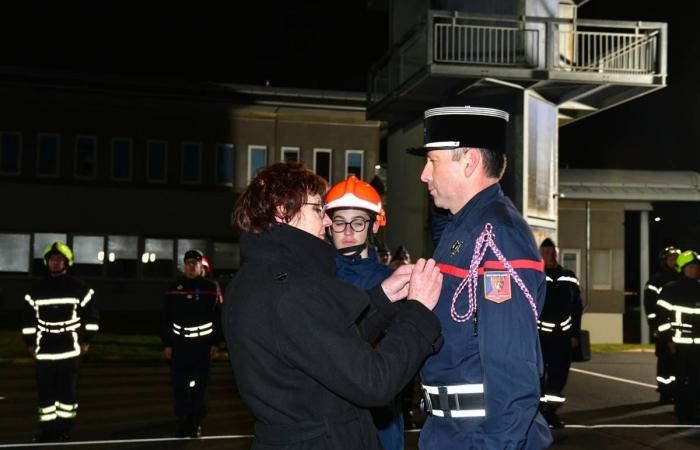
[{"x1": 463, "y1": 148, "x2": 479, "y2": 177}]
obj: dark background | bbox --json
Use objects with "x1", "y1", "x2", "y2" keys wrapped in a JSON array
[{"x1": 2, "y1": 0, "x2": 698, "y2": 252}]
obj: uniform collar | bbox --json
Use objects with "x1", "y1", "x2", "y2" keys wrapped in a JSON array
[{"x1": 451, "y1": 183, "x2": 502, "y2": 224}]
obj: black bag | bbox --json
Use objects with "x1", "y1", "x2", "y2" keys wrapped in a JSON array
[{"x1": 572, "y1": 329, "x2": 591, "y2": 362}]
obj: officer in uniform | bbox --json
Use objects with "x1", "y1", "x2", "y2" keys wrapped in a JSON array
[
  {"x1": 644, "y1": 246, "x2": 681, "y2": 402},
  {"x1": 22, "y1": 242, "x2": 99, "y2": 442},
  {"x1": 537, "y1": 238, "x2": 583, "y2": 428},
  {"x1": 655, "y1": 250, "x2": 700, "y2": 424},
  {"x1": 411, "y1": 106, "x2": 552, "y2": 448},
  {"x1": 162, "y1": 249, "x2": 223, "y2": 437}
]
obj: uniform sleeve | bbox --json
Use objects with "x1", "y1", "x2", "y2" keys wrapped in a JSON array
[
  {"x1": 78, "y1": 286, "x2": 99, "y2": 344},
  {"x1": 162, "y1": 290, "x2": 174, "y2": 347},
  {"x1": 655, "y1": 285, "x2": 674, "y2": 339},
  {"x1": 21, "y1": 293, "x2": 37, "y2": 347},
  {"x1": 644, "y1": 276, "x2": 661, "y2": 329},
  {"x1": 473, "y1": 230, "x2": 546, "y2": 449},
  {"x1": 275, "y1": 289, "x2": 442, "y2": 408},
  {"x1": 570, "y1": 271, "x2": 584, "y2": 336}
]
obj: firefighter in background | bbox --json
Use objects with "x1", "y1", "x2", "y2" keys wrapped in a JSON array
[
  {"x1": 656, "y1": 250, "x2": 700, "y2": 424},
  {"x1": 22, "y1": 242, "x2": 99, "y2": 443},
  {"x1": 537, "y1": 238, "x2": 583, "y2": 429},
  {"x1": 644, "y1": 246, "x2": 681, "y2": 403},
  {"x1": 162, "y1": 249, "x2": 223, "y2": 438},
  {"x1": 201, "y1": 256, "x2": 224, "y2": 304}
]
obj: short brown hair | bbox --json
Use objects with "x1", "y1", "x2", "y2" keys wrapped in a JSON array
[
  {"x1": 232, "y1": 162, "x2": 328, "y2": 234},
  {"x1": 451, "y1": 147, "x2": 507, "y2": 179}
]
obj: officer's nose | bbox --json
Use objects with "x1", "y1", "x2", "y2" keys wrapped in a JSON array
[{"x1": 420, "y1": 160, "x2": 432, "y2": 183}]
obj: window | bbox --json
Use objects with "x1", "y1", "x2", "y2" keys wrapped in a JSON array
[
  {"x1": 0, "y1": 233, "x2": 30, "y2": 272},
  {"x1": 345, "y1": 150, "x2": 364, "y2": 179},
  {"x1": 212, "y1": 242, "x2": 240, "y2": 274},
  {"x1": 143, "y1": 238, "x2": 174, "y2": 278},
  {"x1": 181, "y1": 142, "x2": 202, "y2": 184},
  {"x1": 177, "y1": 239, "x2": 208, "y2": 271},
  {"x1": 0, "y1": 131, "x2": 21, "y2": 174},
  {"x1": 281, "y1": 146, "x2": 300, "y2": 162},
  {"x1": 216, "y1": 144, "x2": 235, "y2": 186},
  {"x1": 592, "y1": 249, "x2": 612, "y2": 290},
  {"x1": 106, "y1": 235, "x2": 138, "y2": 278},
  {"x1": 111, "y1": 138, "x2": 133, "y2": 181},
  {"x1": 33, "y1": 233, "x2": 68, "y2": 273},
  {"x1": 75, "y1": 135, "x2": 97, "y2": 179},
  {"x1": 147, "y1": 140, "x2": 168, "y2": 182},
  {"x1": 560, "y1": 249, "x2": 581, "y2": 276},
  {"x1": 248, "y1": 145, "x2": 267, "y2": 183},
  {"x1": 37, "y1": 134, "x2": 60, "y2": 177},
  {"x1": 72, "y1": 235, "x2": 105, "y2": 277},
  {"x1": 313, "y1": 148, "x2": 332, "y2": 183}
]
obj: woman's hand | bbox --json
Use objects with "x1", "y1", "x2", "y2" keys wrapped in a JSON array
[
  {"x1": 381, "y1": 263, "x2": 414, "y2": 302},
  {"x1": 407, "y1": 258, "x2": 442, "y2": 311}
]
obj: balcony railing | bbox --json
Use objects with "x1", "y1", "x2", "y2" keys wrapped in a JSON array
[{"x1": 369, "y1": 11, "x2": 667, "y2": 105}]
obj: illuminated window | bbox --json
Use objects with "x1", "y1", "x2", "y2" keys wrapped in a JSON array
[
  {"x1": 248, "y1": 145, "x2": 267, "y2": 183},
  {"x1": 72, "y1": 235, "x2": 105, "y2": 277},
  {"x1": 0, "y1": 233, "x2": 30, "y2": 272},
  {"x1": 143, "y1": 238, "x2": 174, "y2": 278}
]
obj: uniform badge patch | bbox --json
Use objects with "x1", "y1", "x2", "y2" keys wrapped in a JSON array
[
  {"x1": 449, "y1": 240, "x2": 463, "y2": 257},
  {"x1": 484, "y1": 271, "x2": 512, "y2": 303}
]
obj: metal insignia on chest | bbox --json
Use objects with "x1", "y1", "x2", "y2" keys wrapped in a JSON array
[{"x1": 449, "y1": 240, "x2": 463, "y2": 257}]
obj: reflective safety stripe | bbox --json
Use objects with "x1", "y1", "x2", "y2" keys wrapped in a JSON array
[
  {"x1": 183, "y1": 328, "x2": 213, "y2": 338},
  {"x1": 37, "y1": 322, "x2": 81, "y2": 333},
  {"x1": 56, "y1": 410, "x2": 77, "y2": 419},
  {"x1": 85, "y1": 323, "x2": 99, "y2": 331},
  {"x1": 24, "y1": 294, "x2": 35, "y2": 306},
  {"x1": 546, "y1": 276, "x2": 554, "y2": 282},
  {"x1": 36, "y1": 348, "x2": 81, "y2": 360},
  {"x1": 646, "y1": 284, "x2": 661, "y2": 294},
  {"x1": 647, "y1": 313, "x2": 656, "y2": 319},
  {"x1": 22, "y1": 327, "x2": 37, "y2": 335},
  {"x1": 81, "y1": 289, "x2": 95, "y2": 307},
  {"x1": 657, "y1": 299, "x2": 700, "y2": 315},
  {"x1": 562, "y1": 324, "x2": 572, "y2": 331},
  {"x1": 34, "y1": 298, "x2": 80, "y2": 306},
  {"x1": 39, "y1": 413, "x2": 57, "y2": 422},
  {"x1": 38, "y1": 405, "x2": 57, "y2": 414},
  {"x1": 558, "y1": 276, "x2": 579, "y2": 285},
  {"x1": 38, "y1": 317, "x2": 80, "y2": 327},
  {"x1": 560, "y1": 317, "x2": 572, "y2": 327},
  {"x1": 657, "y1": 376, "x2": 676, "y2": 384},
  {"x1": 56, "y1": 402, "x2": 78, "y2": 411},
  {"x1": 431, "y1": 409, "x2": 486, "y2": 418},
  {"x1": 541, "y1": 394, "x2": 566, "y2": 403},
  {"x1": 658, "y1": 323, "x2": 672, "y2": 332},
  {"x1": 422, "y1": 383, "x2": 484, "y2": 395},
  {"x1": 538, "y1": 316, "x2": 572, "y2": 332},
  {"x1": 183, "y1": 322, "x2": 213, "y2": 331},
  {"x1": 672, "y1": 336, "x2": 700, "y2": 344},
  {"x1": 539, "y1": 321, "x2": 555, "y2": 327},
  {"x1": 173, "y1": 322, "x2": 213, "y2": 338},
  {"x1": 189, "y1": 380, "x2": 196, "y2": 387}
]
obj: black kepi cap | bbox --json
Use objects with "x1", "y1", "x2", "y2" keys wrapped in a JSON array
[
  {"x1": 408, "y1": 106, "x2": 509, "y2": 156},
  {"x1": 184, "y1": 249, "x2": 204, "y2": 262}
]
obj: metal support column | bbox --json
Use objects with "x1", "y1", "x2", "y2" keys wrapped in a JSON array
[{"x1": 639, "y1": 210, "x2": 650, "y2": 344}]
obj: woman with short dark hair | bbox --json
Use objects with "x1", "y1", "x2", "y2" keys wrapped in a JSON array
[{"x1": 224, "y1": 162, "x2": 443, "y2": 450}]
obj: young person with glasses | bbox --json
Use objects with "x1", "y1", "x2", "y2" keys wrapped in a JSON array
[
  {"x1": 224, "y1": 162, "x2": 444, "y2": 450},
  {"x1": 325, "y1": 176, "x2": 405, "y2": 450}
]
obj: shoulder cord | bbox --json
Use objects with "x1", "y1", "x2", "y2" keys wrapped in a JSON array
[{"x1": 450, "y1": 223, "x2": 539, "y2": 324}]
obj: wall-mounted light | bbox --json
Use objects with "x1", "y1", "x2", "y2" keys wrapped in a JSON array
[
  {"x1": 108, "y1": 252, "x2": 116, "y2": 262},
  {"x1": 98, "y1": 251, "x2": 105, "y2": 262},
  {"x1": 141, "y1": 252, "x2": 150, "y2": 264},
  {"x1": 654, "y1": 216, "x2": 661, "y2": 222}
]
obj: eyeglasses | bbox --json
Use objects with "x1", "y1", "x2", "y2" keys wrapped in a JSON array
[
  {"x1": 304, "y1": 202, "x2": 327, "y2": 217},
  {"x1": 331, "y1": 218, "x2": 370, "y2": 233}
]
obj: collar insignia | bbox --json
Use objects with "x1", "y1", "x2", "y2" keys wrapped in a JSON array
[{"x1": 449, "y1": 240, "x2": 463, "y2": 257}]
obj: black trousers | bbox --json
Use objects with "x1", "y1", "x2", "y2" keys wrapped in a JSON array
[
  {"x1": 655, "y1": 336, "x2": 676, "y2": 395},
  {"x1": 36, "y1": 358, "x2": 80, "y2": 433},
  {"x1": 170, "y1": 343, "x2": 212, "y2": 424},
  {"x1": 539, "y1": 332, "x2": 571, "y2": 411},
  {"x1": 674, "y1": 345, "x2": 700, "y2": 423}
]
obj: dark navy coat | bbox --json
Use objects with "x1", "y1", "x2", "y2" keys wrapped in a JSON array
[
  {"x1": 335, "y1": 247, "x2": 394, "y2": 291},
  {"x1": 420, "y1": 183, "x2": 552, "y2": 449}
]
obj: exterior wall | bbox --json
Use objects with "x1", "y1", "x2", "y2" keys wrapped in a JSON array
[
  {"x1": 0, "y1": 80, "x2": 380, "y2": 312},
  {"x1": 582, "y1": 313, "x2": 623, "y2": 344},
  {"x1": 559, "y1": 199, "x2": 626, "y2": 343}
]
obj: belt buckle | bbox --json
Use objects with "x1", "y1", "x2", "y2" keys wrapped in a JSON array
[{"x1": 420, "y1": 387, "x2": 433, "y2": 414}]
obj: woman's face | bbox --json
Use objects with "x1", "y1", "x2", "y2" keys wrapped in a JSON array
[{"x1": 288, "y1": 193, "x2": 331, "y2": 240}]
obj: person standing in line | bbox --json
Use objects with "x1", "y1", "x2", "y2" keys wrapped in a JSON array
[
  {"x1": 411, "y1": 106, "x2": 552, "y2": 449},
  {"x1": 655, "y1": 250, "x2": 700, "y2": 424},
  {"x1": 644, "y1": 246, "x2": 681, "y2": 403},
  {"x1": 162, "y1": 249, "x2": 222, "y2": 438},
  {"x1": 537, "y1": 238, "x2": 583, "y2": 429},
  {"x1": 223, "y1": 162, "x2": 443, "y2": 449},
  {"x1": 325, "y1": 175, "x2": 405, "y2": 450},
  {"x1": 22, "y1": 242, "x2": 99, "y2": 443}
]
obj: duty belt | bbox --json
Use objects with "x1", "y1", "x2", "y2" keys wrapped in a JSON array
[
  {"x1": 538, "y1": 315, "x2": 572, "y2": 333},
  {"x1": 421, "y1": 383, "x2": 485, "y2": 418}
]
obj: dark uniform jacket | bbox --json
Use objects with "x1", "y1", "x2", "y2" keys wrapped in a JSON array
[
  {"x1": 420, "y1": 183, "x2": 552, "y2": 450},
  {"x1": 539, "y1": 265, "x2": 583, "y2": 337},
  {"x1": 644, "y1": 267, "x2": 679, "y2": 329},
  {"x1": 656, "y1": 277, "x2": 700, "y2": 344},
  {"x1": 162, "y1": 276, "x2": 222, "y2": 349},
  {"x1": 224, "y1": 224, "x2": 443, "y2": 450},
  {"x1": 22, "y1": 274, "x2": 98, "y2": 360},
  {"x1": 334, "y1": 248, "x2": 393, "y2": 291}
]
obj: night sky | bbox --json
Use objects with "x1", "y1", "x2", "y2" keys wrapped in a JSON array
[{"x1": 3, "y1": 1, "x2": 698, "y2": 250}]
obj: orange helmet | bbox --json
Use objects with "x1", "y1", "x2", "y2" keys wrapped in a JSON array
[{"x1": 325, "y1": 176, "x2": 386, "y2": 227}]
